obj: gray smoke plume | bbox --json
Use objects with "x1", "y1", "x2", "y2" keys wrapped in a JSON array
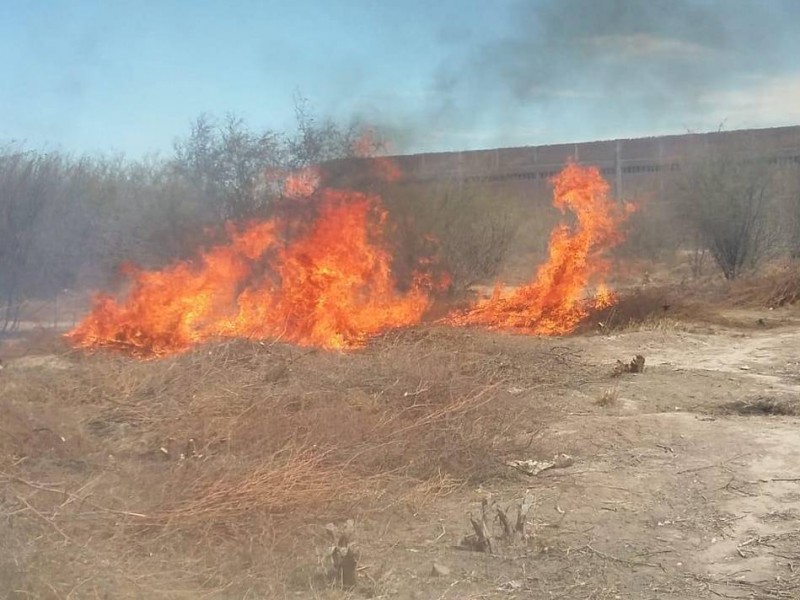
[{"x1": 427, "y1": 0, "x2": 800, "y2": 148}]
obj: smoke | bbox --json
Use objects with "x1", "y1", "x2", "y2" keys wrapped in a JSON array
[{"x1": 427, "y1": 0, "x2": 800, "y2": 147}]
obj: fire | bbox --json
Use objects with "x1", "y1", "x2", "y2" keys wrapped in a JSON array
[
  {"x1": 350, "y1": 129, "x2": 402, "y2": 183},
  {"x1": 283, "y1": 167, "x2": 321, "y2": 198},
  {"x1": 445, "y1": 163, "x2": 631, "y2": 335},
  {"x1": 229, "y1": 189, "x2": 430, "y2": 349},
  {"x1": 67, "y1": 178, "x2": 432, "y2": 357},
  {"x1": 67, "y1": 222, "x2": 279, "y2": 357},
  {"x1": 593, "y1": 283, "x2": 616, "y2": 309},
  {"x1": 67, "y1": 160, "x2": 630, "y2": 358}
]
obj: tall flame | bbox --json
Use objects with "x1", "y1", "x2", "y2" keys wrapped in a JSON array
[
  {"x1": 445, "y1": 163, "x2": 632, "y2": 335},
  {"x1": 67, "y1": 183, "x2": 432, "y2": 357}
]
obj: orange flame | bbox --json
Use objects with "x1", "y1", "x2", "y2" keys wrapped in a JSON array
[
  {"x1": 229, "y1": 189, "x2": 430, "y2": 349},
  {"x1": 67, "y1": 181, "x2": 432, "y2": 357},
  {"x1": 284, "y1": 167, "x2": 321, "y2": 198},
  {"x1": 592, "y1": 283, "x2": 616, "y2": 309},
  {"x1": 445, "y1": 163, "x2": 631, "y2": 335},
  {"x1": 67, "y1": 161, "x2": 630, "y2": 358},
  {"x1": 351, "y1": 129, "x2": 402, "y2": 183}
]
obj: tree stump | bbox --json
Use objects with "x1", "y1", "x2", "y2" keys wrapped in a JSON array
[{"x1": 327, "y1": 519, "x2": 359, "y2": 589}]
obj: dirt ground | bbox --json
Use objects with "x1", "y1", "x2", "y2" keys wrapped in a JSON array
[
  {"x1": 2, "y1": 308, "x2": 800, "y2": 599},
  {"x1": 314, "y1": 315, "x2": 800, "y2": 600}
]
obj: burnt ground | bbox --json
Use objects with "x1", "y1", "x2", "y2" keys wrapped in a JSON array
[{"x1": 3, "y1": 309, "x2": 800, "y2": 599}]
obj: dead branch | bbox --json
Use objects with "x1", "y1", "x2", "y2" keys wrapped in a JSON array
[
  {"x1": 465, "y1": 497, "x2": 493, "y2": 553},
  {"x1": 515, "y1": 490, "x2": 534, "y2": 539}
]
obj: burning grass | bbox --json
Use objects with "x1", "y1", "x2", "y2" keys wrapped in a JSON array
[
  {"x1": 0, "y1": 328, "x2": 574, "y2": 597},
  {"x1": 65, "y1": 163, "x2": 632, "y2": 360},
  {"x1": 67, "y1": 188, "x2": 441, "y2": 357}
]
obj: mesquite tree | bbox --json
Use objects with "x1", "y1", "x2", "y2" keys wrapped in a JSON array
[{"x1": 675, "y1": 146, "x2": 776, "y2": 280}]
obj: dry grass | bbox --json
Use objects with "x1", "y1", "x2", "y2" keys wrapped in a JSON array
[
  {"x1": 11, "y1": 262, "x2": 797, "y2": 596},
  {"x1": 729, "y1": 262, "x2": 800, "y2": 308},
  {"x1": 721, "y1": 395, "x2": 800, "y2": 416},
  {"x1": 0, "y1": 326, "x2": 573, "y2": 597},
  {"x1": 583, "y1": 265, "x2": 800, "y2": 334},
  {"x1": 582, "y1": 286, "x2": 686, "y2": 333},
  {"x1": 595, "y1": 387, "x2": 619, "y2": 407}
]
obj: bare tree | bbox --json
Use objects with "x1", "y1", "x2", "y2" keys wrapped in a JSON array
[
  {"x1": 674, "y1": 145, "x2": 777, "y2": 280},
  {"x1": 779, "y1": 167, "x2": 800, "y2": 259},
  {"x1": 173, "y1": 114, "x2": 283, "y2": 220},
  {"x1": 285, "y1": 93, "x2": 363, "y2": 169},
  {"x1": 0, "y1": 150, "x2": 65, "y2": 330},
  {"x1": 172, "y1": 101, "x2": 366, "y2": 220},
  {"x1": 386, "y1": 182, "x2": 517, "y2": 294},
  {"x1": 0, "y1": 148, "x2": 209, "y2": 330}
]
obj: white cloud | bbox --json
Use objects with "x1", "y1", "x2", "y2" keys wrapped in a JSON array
[{"x1": 702, "y1": 73, "x2": 800, "y2": 127}]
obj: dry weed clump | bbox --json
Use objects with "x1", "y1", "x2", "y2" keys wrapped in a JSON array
[
  {"x1": 0, "y1": 327, "x2": 566, "y2": 596},
  {"x1": 730, "y1": 262, "x2": 800, "y2": 308},
  {"x1": 583, "y1": 264, "x2": 800, "y2": 336},
  {"x1": 583, "y1": 287, "x2": 681, "y2": 332},
  {"x1": 721, "y1": 395, "x2": 800, "y2": 416},
  {"x1": 595, "y1": 387, "x2": 619, "y2": 407},
  {"x1": 581, "y1": 281, "x2": 774, "y2": 333}
]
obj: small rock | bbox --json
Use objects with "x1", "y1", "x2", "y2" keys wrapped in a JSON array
[
  {"x1": 430, "y1": 562, "x2": 450, "y2": 577},
  {"x1": 554, "y1": 453, "x2": 574, "y2": 468}
]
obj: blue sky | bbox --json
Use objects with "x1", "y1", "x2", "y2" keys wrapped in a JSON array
[{"x1": 2, "y1": 0, "x2": 800, "y2": 157}]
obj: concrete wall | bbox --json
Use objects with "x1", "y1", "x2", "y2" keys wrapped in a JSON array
[{"x1": 390, "y1": 125, "x2": 800, "y2": 202}]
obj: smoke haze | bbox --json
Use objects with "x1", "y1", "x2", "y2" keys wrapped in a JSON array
[{"x1": 421, "y1": 0, "x2": 800, "y2": 149}]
